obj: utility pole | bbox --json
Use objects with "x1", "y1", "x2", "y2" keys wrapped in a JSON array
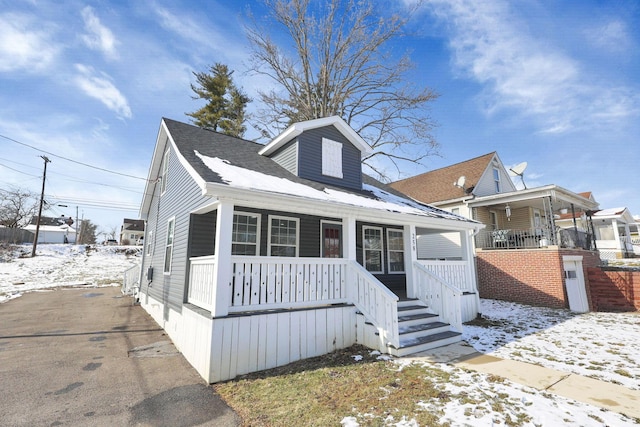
[{"x1": 31, "y1": 155, "x2": 51, "y2": 257}]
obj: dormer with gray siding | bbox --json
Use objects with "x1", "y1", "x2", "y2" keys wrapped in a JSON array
[{"x1": 259, "y1": 116, "x2": 372, "y2": 191}]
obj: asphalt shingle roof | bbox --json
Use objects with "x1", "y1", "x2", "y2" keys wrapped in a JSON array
[{"x1": 390, "y1": 152, "x2": 496, "y2": 204}]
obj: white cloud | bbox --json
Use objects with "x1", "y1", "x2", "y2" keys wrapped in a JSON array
[
  {"x1": 585, "y1": 20, "x2": 633, "y2": 53},
  {"x1": 0, "y1": 13, "x2": 58, "y2": 72},
  {"x1": 426, "y1": 0, "x2": 639, "y2": 133},
  {"x1": 73, "y1": 64, "x2": 132, "y2": 119},
  {"x1": 81, "y1": 6, "x2": 118, "y2": 59}
]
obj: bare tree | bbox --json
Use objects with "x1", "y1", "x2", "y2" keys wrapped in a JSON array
[
  {"x1": 245, "y1": 0, "x2": 439, "y2": 179},
  {"x1": 0, "y1": 187, "x2": 38, "y2": 228}
]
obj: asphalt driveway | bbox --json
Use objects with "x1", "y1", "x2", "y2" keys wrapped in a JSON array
[{"x1": 0, "y1": 287, "x2": 240, "y2": 427}]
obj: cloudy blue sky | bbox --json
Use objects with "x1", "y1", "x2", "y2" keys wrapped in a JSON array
[{"x1": 1, "y1": 0, "x2": 639, "y2": 234}]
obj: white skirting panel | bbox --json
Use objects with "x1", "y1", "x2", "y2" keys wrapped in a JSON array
[
  {"x1": 139, "y1": 291, "x2": 183, "y2": 344},
  {"x1": 461, "y1": 293, "x2": 480, "y2": 323},
  {"x1": 209, "y1": 306, "x2": 358, "y2": 383},
  {"x1": 355, "y1": 314, "x2": 385, "y2": 353}
]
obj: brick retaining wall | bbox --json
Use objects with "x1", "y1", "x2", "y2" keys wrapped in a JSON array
[
  {"x1": 587, "y1": 267, "x2": 640, "y2": 312},
  {"x1": 476, "y1": 248, "x2": 600, "y2": 309}
]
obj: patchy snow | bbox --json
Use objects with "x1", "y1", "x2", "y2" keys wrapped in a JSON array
[
  {"x1": 464, "y1": 299, "x2": 640, "y2": 390},
  {"x1": 194, "y1": 152, "x2": 466, "y2": 222},
  {"x1": 0, "y1": 244, "x2": 141, "y2": 302},
  {"x1": 2, "y1": 246, "x2": 638, "y2": 426}
]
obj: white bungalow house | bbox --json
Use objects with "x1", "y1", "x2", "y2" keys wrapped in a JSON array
[{"x1": 137, "y1": 116, "x2": 483, "y2": 383}]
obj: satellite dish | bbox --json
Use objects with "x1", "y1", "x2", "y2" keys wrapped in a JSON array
[
  {"x1": 509, "y1": 162, "x2": 528, "y2": 189},
  {"x1": 453, "y1": 176, "x2": 467, "y2": 191}
]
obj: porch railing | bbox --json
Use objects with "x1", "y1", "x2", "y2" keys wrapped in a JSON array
[
  {"x1": 416, "y1": 260, "x2": 473, "y2": 293},
  {"x1": 122, "y1": 264, "x2": 141, "y2": 296},
  {"x1": 189, "y1": 255, "x2": 217, "y2": 312},
  {"x1": 187, "y1": 255, "x2": 399, "y2": 348},
  {"x1": 228, "y1": 256, "x2": 348, "y2": 312},
  {"x1": 476, "y1": 228, "x2": 593, "y2": 250},
  {"x1": 347, "y1": 261, "x2": 399, "y2": 349},
  {"x1": 413, "y1": 262, "x2": 462, "y2": 332}
]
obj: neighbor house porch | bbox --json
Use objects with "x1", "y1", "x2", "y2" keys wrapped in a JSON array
[{"x1": 469, "y1": 185, "x2": 598, "y2": 252}]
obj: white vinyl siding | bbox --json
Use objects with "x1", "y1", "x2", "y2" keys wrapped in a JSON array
[
  {"x1": 363, "y1": 226, "x2": 383, "y2": 273},
  {"x1": 386, "y1": 229, "x2": 405, "y2": 273},
  {"x1": 232, "y1": 212, "x2": 261, "y2": 256},
  {"x1": 321, "y1": 138, "x2": 343, "y2": 178},
  {"x1": 163, "y1": 217, "x2": 175, "y2": 273},
  {"x1": 268, "y1": 216, "x2": 299, "y2": 257}
]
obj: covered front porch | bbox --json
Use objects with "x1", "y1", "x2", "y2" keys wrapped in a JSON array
[
  {"x1": 469, "y1": 185, "x2": 598, "y2": 251},
  {"x1": 184, "y1": 199, "x2": 480, "y2": 355}
]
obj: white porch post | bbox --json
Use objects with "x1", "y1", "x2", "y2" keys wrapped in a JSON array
[
  {"x1": 611, "y1": 219, "x2": 621, "y2": 252},
  {"x1": 343, "y1": 216, "x2": 357, "y2": 261},
  {"x1": 211, "y1": 201, "x2": 234, "y2": 317},
  {"x1": 403, "y1": 224, "x2": 418, "y2": 298},
  {"x1": 460, "y1": 229, "x2": 478, "y2": 293}
]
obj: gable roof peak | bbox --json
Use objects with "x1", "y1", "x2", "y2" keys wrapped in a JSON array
[{"x1": 258, "y1": 116, "x2": 372, "y2": 157}]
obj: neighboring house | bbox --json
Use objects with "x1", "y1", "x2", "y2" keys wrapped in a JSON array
[
  {"x1": 24, "y1": 216, "x2": 76, "y2": 244},
  {"x1": 588, "y1": 207, "x2": 639, "y2": 260},
  {"x1": 120, "y1": 218, "x2": 145, "y2": 245},
  {"x1": 138, "y1": 116, "x2": 483, "y2": 383},
  {"x1": 391, "y1": 152, "x2": 601, "y2": 312}
]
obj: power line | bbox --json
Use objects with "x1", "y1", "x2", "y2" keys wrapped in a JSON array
[
  {"x1": 0, "y1": 132, "x2": 149, "y2": 181},
  {"x1": 0, "y1": 162, "x2": 42, "y2": 178}
]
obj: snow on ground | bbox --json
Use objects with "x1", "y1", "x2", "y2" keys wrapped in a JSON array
[
  {"x1": 0, "y1": 244, "x2": 141, "y2": 303},
  {"x1": 464, "y1": 299, "x2": 640, "y2": 390},
  {"x1": 2, "y1": 245, "x2": 639, "y2": 426}
]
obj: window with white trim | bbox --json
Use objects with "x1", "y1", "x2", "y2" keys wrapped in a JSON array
[
  {"x1": 161, "y1": 149, "x2": 170, "y2": 194},
  {"x1": 146, "y1": 231, "x2": 153, "y2": 256},
  {"x1": 268, "y1": 216, "x2": 299, "y2": 257},
  {"x1": 163, "y1": 218, "x2": 175, "y2": 273},
  {"x1": 387, "y1": 229, "x2": 405, "y2": 273},
  {"x1": 232, "y1": 212, "x2": 261, "y2": 256},
  {"x1": 493, "y1": 167, "x2": 501, "y2": 193},
  {"x1": 363, "y1": 226, "x2": 383, "y2": 273},
  {"x1": 321, "y1": 138, "x2": 343, "y2": 178}
]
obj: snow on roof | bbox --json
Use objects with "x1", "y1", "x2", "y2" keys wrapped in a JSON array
[
  {"x1": 593, "y1": 207, "x2": 627, "y2": 217},
  {"x1": 195, "y1": 151, "x2": 470, "y2": 222}
]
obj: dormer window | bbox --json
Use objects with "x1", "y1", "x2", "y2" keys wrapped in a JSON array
[
  {"x1": 493, "y1": 167, "x2": 501, "y2": 193},
  {"x1": 322, "y1": 138, "x2": 343, "y2": 179}
]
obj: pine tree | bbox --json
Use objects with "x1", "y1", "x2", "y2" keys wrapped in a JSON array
[{"x1": 186, "y1": 63, "x2": 250, "y2": 138}]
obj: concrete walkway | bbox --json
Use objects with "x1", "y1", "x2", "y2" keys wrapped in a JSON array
[
  {"x1": 0, "y1": 287, "x2": 240, "y2": 427},
  {"x1": 407, "y1": 342, "x2": 640, "y2": 420}
]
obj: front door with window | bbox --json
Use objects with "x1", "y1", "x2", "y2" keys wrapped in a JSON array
[{"x1": 321, "y1": 223, "x2": 342, "y2": 258}]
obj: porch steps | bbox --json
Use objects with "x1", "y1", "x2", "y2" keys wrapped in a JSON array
[{"x1": 388, "y1": 299, "x2": 462, "y2": 357}]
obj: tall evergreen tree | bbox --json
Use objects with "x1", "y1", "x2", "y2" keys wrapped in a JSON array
[{"x1": 187, "y1": 63, "x2": 250, "y2": 138}]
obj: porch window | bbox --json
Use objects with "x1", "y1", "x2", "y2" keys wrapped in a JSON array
[
  {"x1": 363, "y1": 226, "x2": 383, "y2": 273},
  {"x1": 387, "y1": 229, "x2": 405, "y2": 273},
  {"x1": 269, "y1": 216, "x2": 299, "y2": 257},
  {"x1": 163, "y1": 217, "x2": 175, "y2": 273},
  {"x1": 493, "y1": 167, "x2": 501, "y2": 193},
  {"x1": 161, "y1": 148, "x2": 169, "y2": 194},
  {"x1": 232, "y1": 212, "x2": 261, "y2": 256}
]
